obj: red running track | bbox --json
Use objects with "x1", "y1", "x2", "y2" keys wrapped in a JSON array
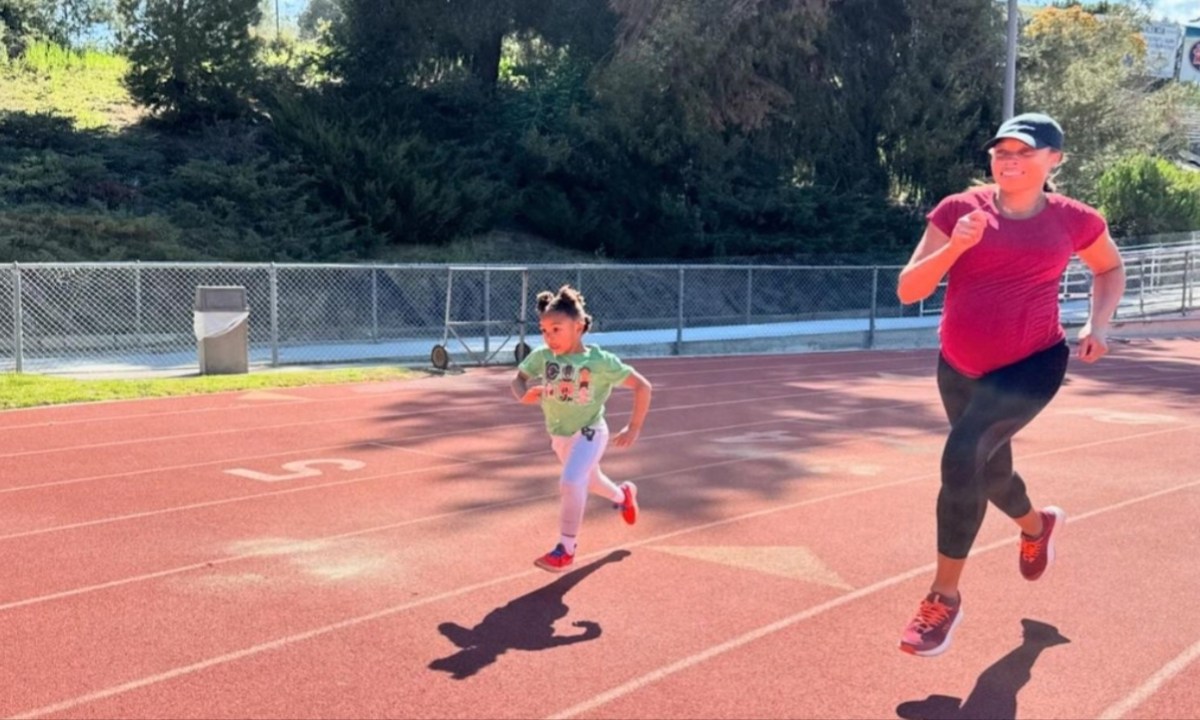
[{"x1": 2, "y1": 339, "x2": 1200, "y2": 719}]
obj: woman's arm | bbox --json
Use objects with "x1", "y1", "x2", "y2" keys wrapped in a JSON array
[
  {"x1": 897, "y1": 211, "x2": 987, "y2": 304},
  {"x1": 1075, "y1": 232, "x2": 1126, "y2": 363}
]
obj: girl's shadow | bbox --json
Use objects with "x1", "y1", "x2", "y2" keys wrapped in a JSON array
[
  {"x1": 896, "y1": 619, "x2": 1070, "y2": 720},
  {"x1": 429, "y1": 550, "x2": 631, "y2": 679}
]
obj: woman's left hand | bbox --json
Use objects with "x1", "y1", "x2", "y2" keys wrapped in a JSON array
[{"x1": 1077, "y1": 323, "x2": 1110, "y2": 363}]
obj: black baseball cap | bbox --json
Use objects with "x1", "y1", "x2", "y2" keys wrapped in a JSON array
[{"x1": 984, "y1": 113, "x2": 1064, "y2": 151}]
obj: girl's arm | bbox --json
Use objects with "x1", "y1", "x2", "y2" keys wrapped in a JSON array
[
  {"x1": 1074, "y1": 232, "x2": 1126, "y2": 363},
  {"x1": 512, "y1": 371, "x2": 542, "y2": 403},
  {"x1": 612, "y1": 370, "x2": 652, "y2": 448}
]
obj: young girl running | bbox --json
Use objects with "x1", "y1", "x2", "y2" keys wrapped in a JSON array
[
  {"x1": 895, "y1": 112, "x2": 1125, "y2": 656},
  {"x1": 511, "y1": 285, "x2": 653, "y2": 572}
]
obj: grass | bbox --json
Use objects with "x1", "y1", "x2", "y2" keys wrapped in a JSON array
[
  {"x1": 0, "y1": 42, "x2": 140, "y2": 130},
  {"x1": 0, "y1": 366, "x2": 419, "y2": 410}
]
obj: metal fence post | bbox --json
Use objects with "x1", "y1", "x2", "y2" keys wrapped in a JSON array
[
  {"x1": 1185, "y1": 250, "x2": 1195, "y2": 309},
  {"x1": 12, "y1": 263, "x2": 22, "y2": 373},
  {"x1": 483, "y1": 268, "x2": 491, "y2": 362},
  {"x1": 134, "y1": 261, "x2": 144, "y2": 353},
  {"x1": 1185, "y1": 251, "x2": 1194, "y2": 314},
  {"x1": 675, "y1": 268, "x2": 685, "y2": 355},
  {"x1": 269, "y1": 263, "x2": 279, "y2": 366},
  {"x1": 868, "y1": 267, "x2": 879, "y2": 349},
  {"x1": 371, "y1": 266, "x2": 379, "y2": 342},
  {"x1": 1138, "y1": 255, "x2": 1146, "y2": 318},
  {"x1": 745, "y1": 267, "x2": 753, "y2": 325}
]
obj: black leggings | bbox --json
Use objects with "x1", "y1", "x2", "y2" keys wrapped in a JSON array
[{"x1": 936, "y1": 341, "x2": 1070, "y2": 559}]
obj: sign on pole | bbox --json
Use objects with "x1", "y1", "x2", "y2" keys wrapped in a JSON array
[
  {"x1": 1181, "y1": 23, "x2": 1200, "y2": 85},
  {"x1": 1141, "y1": 22, "x2": 1182, "y2": 79}
]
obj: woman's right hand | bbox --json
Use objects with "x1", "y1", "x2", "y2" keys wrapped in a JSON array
[{"x1": 949, "y1": 210, "x2": 988, "y2": 253}]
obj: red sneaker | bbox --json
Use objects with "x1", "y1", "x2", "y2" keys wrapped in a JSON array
[
  {"x1": 616, "y1": 482, "x2": 638, "y2": 525},
  {"x1": 534, "y1": 544, "x2": 575, "y2": 572},
  {"x1": 1020, "y1": 506, "x2": 1065, "y2": 581},
  {"x1": 899, "y1": 592, "x2": 963, "y2": 657}
]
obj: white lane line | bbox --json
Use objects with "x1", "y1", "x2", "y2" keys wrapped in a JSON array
[
  {"x1": 547, "y1": 476, "x2": 1200, "y2": 719},
  {"x1": 0, "y1": 380, "x2": 924, "y2": 497},
  {"x1": 1098, "y1": 638, "x2": 1200, "y2": 719},
  {"x1": 0, "y1": 352, "x2": 934, "y2": 430},
  {"x1": 0, "y1": 405, "x2": 893, "y2": 543},
  {"x1": 0, "y1": 356, "x2": 937, "y2": 456},
  {"x1": 0, "y1": 404, "x2": 924, "y2": 612},
  {"x1": 7, "y1": 433, "x2": 1198, "y2": 718},
  {"x1": 3, "y1": 364, "x2": 1191, "y2": 496}
]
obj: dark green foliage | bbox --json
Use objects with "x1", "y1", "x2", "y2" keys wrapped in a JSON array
[
  {"x1": 268, "y1": 88, "x2": 503, "y2": 252},
  {"x1": 8, "y1": 0, "x2": 1196, "y2": 264},
  {"x1": 0, "y1": 110, "x2": 373, "y2": 261},
  {"x1": 0, "y1": 209, "x2": 190, "y2": 262},
  {"x1": 1097, "y1": 155, "x2": 1200, "y2": 238},
  {"x1": 117, "y1": 0, "x2": 262, "y2": 122},
  {"x1": 297, "y1": 0, "x2": 340, "y2": 40}
]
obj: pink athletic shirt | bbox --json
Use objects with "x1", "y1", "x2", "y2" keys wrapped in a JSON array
[{"x1": 927, "y1": 185, "x2": 1107, "y2": 378}]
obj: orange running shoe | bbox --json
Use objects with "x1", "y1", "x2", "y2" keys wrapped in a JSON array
[
  {"x1": 1020, "y1": 506, "x2": 1065, "y2": 581},
  {"x1": 899, "y1": 592, "x2": 963, "y2": 657}
]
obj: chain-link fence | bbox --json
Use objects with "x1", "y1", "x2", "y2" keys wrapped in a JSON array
[{"x1": 2, "y1": 242, "x2": 1197, "y2": 374}]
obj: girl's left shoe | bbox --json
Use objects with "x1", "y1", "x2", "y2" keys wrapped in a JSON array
[{"x1": 535, "y1": 543, "x2": 575, "y2": 572}]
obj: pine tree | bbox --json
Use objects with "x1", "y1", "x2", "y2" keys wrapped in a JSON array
[{"x1": 118, "y1": 0, "x2": 262, "y2": 123}]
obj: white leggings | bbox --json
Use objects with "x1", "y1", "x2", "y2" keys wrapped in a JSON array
[{"x1": 550, "y1": 421, "x2": 623, "y2": 539}]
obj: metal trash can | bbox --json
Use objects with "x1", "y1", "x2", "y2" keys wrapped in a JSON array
[{"x1": 193, "y1": 286, "x2": 250, "y2": 374}]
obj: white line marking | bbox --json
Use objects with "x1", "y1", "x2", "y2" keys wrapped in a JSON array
[
  {"x1": 547, "y1": 476, "x2": 1200, "y2": 720},
  {"x1": 0, "y1": 407, "x2": 881, "y2": 543},
  {"x1": 1098, "y1": 638, "x2": 1200, "y2": 719},
  {"x1": 0, "y1": 381, "x2": 893, "y2": 493},
  {"x1": 13, "y1": 475, "x2": 1200, "y2": 720},
  {"x1": 224, "y1": 459, "x2": 366, "y2": 483},
  {"x1": 6, "y1": 357, "x2": 1191, "y2": 464},
  {"x1": 0, "y1": 407, "x2": 913, "y2": 612},
  {"x1": 0, "y1": 353, "x2": 932, "y2": 430}
]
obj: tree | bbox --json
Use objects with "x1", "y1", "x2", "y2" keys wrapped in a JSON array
[
  {"x1": 1, "y1": 0, "x2": 112, "y2": 56},
  {"x1": 118, "y1": 0, "x2": 263, "y2": 123},
  {"x1": 877, "y1": 0, "x2": 1006, "y2": 202},
  {"x1": 608, "y1": 0, "x2": 827, "y2": 133},
  {"x1": 297, "y1": 0, "x2": 340, "y2": 40},
  {"x1": 1018, "y1": 5, "x2": 1183, "y2": 200},
  {"x1": 328, "y1": 0, "x2": 616, "y2": 92}
]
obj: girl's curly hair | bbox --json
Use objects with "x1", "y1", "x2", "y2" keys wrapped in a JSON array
[{"x1": 535, "y1": 284, "x2": 592, "y2": 332}]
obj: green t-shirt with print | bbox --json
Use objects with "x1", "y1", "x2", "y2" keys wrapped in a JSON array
[{"x1": 518, "y1": 344, "x2": 633, "y2": 436}]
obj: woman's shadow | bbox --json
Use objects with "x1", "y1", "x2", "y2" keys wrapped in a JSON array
[
  {"x1": 428, "y1": 550, "x2": 631, "y2": 679},
  {"x1": 896, "y1": 619, "x2": 1070, "y2": 720}
]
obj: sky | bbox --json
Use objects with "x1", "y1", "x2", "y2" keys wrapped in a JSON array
[
  {"x1": 267, "y1": 1, "x2": 1199, "y2": 26},
  {"x1": 1018, "y1": 0, "x2": 1199, "y2": 23},
  {"x1": 1143, "y1": 0, "x2": 1199, "y2": 23}
]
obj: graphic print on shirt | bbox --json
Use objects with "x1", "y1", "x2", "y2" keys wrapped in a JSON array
[
  {"x1": 578, "y1": 367, "x2": 591, "y2": 404},
  {"x1": 542, "y1": 361, "x2": 590, "y2": 404}
]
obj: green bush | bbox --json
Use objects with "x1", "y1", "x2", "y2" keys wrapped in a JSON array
[
  {"x1": 1097, "y1": 155, "x2": 1200, "y2": 238},
  {"x1": 0, "y1": 208, "x2": 190, "y2": 261},
  {"x1": 269, "y1": 89, "x2": 503, "y2": 252}
]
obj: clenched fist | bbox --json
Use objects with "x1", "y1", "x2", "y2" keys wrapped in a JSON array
[{"x1": 950, "y1": 210, "x2": 989, "y2": 253}]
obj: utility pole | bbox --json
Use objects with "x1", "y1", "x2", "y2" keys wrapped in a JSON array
[{"x1": 1003, "y1": 0, "x2": 1018, "y2": 119}]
